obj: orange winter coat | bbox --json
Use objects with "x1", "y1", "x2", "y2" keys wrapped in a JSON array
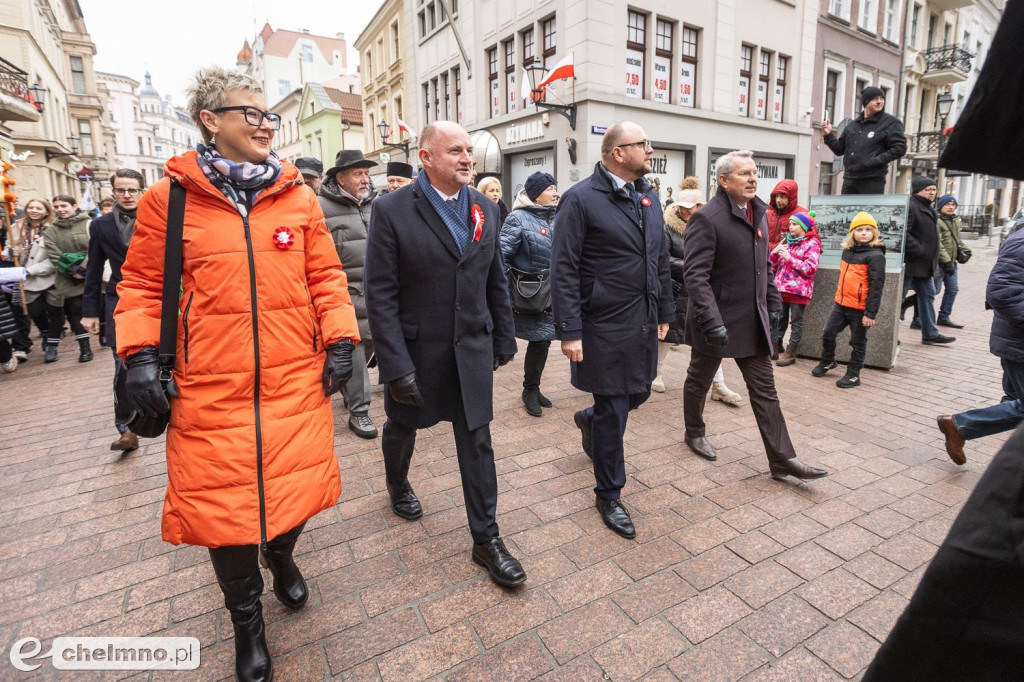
[{"x1": 115, "y1": 152, "x2": 359, "y2": 548}]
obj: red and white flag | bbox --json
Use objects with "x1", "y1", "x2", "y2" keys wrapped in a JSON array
[
  {"x1": 537, "y1": 52, "x2": 575, "y2": 89},
  {"x1": 395, "y1": 116, "x2": 418, "y2": 141}
]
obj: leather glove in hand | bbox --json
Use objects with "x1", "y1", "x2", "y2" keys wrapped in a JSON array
[
  {"x1": 493, "y1": 354, "x2": 514, "y2": 371},
  {"x1": 941, "y1": 261, "x2": 956, "y2": 275},
  {"x1": 322, "y1": 339, "x2": 355, "y2": 396},
  {"x1": 769, "y1": 310, "x2": 782, "y2": 337},
  {"x1": 126, "y1": 347, "x2": 172, "y2": 417},
  {"x1": 389, "y1": 371, "x2": 424, "y2": 407},
  {"x1": 704, "y1": 325, "x2": 729, "y2": 348}
]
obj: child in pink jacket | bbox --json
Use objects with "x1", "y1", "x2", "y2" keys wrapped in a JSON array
[{"x1": 770, "y1": 211, "x2": 822, "y2": 366}]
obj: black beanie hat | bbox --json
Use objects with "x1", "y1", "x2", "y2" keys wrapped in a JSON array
[
  {"x1": 912, "y1": 175, "x2": 937, "y2": 194},
  {"x1": 525, "y1": 172, "x2": 557, "y2": 202},
  {"x1": 861, "y1": 86, "x2": 885, "y2": 107}
]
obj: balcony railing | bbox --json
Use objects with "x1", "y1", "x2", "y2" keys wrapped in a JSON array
[
  {"x1": 924, "y1": 44, "x2": 973, "y2": 78},
  {"x1": 911, "y1": 131, "x2": 943, "y2": 155},
  {"x1": 0, "y1": 56, "x2": 33, "y2": 105}
]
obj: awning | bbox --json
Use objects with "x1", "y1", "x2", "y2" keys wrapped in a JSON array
[{"x1": 470, "y1": 129, "x2": 502, "y2": 174}]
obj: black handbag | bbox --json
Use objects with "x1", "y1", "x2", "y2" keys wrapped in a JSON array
[
  {"x1": 127, "y1": 180, "x2": 185, "y2": 438},
  {"x1": 508, "y1": 267, "x2": 551, "y2": 315},
  {"x1": 956, "y1": 245, "x2": 972, "y2": 264}
]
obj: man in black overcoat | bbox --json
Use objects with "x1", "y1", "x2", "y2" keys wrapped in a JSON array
[
  {"x1": 903, "y1": 176, "x2": 956, "y2": 345},
  {"x1": 364, "y1": 121, "x2": 525, "y2": 587},
  {"x1": 551, "y1": 120, "x2": 675, "y2": 539},
  {"x1": 682, "y1": 150, "x2": 826, "y2": 481},
  {"x1": 82, "y1": 168, "x2": 147, "y2": 453}
]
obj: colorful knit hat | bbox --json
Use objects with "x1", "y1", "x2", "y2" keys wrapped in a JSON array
[
  {"x1": 788, "y1": 211, "x2": 816, "y2": 231},
  {"x1": 849, "y1": 211, "x2": 878, "y2": 231}
]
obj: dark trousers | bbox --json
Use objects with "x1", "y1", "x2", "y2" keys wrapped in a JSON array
[
  {"x1": 684, "y1": 348, "x2": 795, "y2": 463},
  {"x1": 953, "y1": 359, "x2": 1024, "y2": 440},
  {"x1": 24, "y1": 294, "x2": 63, "y2": 341},
  {"x1": 381, "y1": 401, "x2": 499, "y2": 543},
  {"x1": 0, "y1": 338, "x2": 10, "y2": 363},
  {"x1": 523, "y1": 340, "x2": 551, "y2": 390},
  {"x1": 821, "y1": 304, "x2": 869, "y2": 373},
  {"x1": 841, "y1": 176, "x2": 887, "y2": 194},
  {"x1": 775, "y1": 302, "x2": 807, "y2": 347},
  {"x1": 49, "y1": 294, "x2": 88, "y2": 346},
  {"x1": 5, "y1": 291, "x2": 32, "y2": 352},
  {"x1": 579, "y1": 391, "x2": 650, "y2": 500}
]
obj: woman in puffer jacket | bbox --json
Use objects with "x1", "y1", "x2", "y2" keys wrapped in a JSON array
[
  {"x1": 116, "y1": 66, "x2": 360, "y2": 682},
  {"x1": 770, "y1": 211, "x2": 822, "y2": 367},
  {"x1": 500, "y1": 172, "x2": 558, "y2": 416},
  {"x1": 654, "y1": 177, "x2": 743, "y2": 405}
]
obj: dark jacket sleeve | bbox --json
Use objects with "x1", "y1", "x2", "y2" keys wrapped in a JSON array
[
  {"x1": 657, "y1": 228, "x2": 675, "y2": 325},
  {"x1": 551, "y1": 189, "x2": 586, "y2": 341},
  {"x1": 823, "y1": 131, "x2": 846, "y2": 156},
  {"x1": 864, "y1": 251, "x2": 886, "y2": 319},
  {"x1": 986, "y1": 235, "x2": 1024, "y2": 319},
  {"x1": 875, "y1": 118, "x2": 908, "y2": 166},
  {"x1": 82, "y1": 227, "x2": 106, "y2": 318},
  {"x1": 682, "y1": 210, "x2": 723, "y2": 332},
  {"x1": 364, "y1": 199, "x2": 414, "y2": 384},
  {"x1": 487, "y1": 211, "x2": 517, "y2": 357}
]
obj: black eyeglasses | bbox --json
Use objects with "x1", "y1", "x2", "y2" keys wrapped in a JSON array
[
  {"x1": 616, "y1": 139, "x2": 652, "y2": 151},
  {"x1": 112, "y1": 188, "x2": 141, "y2": 196},
  {"x1": 211, "y1": 106, "x2": 282, "y2": 130}
]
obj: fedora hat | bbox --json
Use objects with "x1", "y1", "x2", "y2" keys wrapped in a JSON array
[{"x1": 326, "y1": 149, "x2": 377, "y2": 177}]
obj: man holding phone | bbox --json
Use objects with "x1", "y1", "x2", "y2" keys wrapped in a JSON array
[{"x1": 821, "y1": 87, "x2": 907, "y2": 195}]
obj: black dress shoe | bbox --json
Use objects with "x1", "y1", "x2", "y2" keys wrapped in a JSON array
[
  {"x1": 522, "y1": 389, "x2": 543, "y2": 417},
  {"x1": 386, "y1": 480, "x2": 423, "y2": 520},
  {"x1": 537, "y1": 391, "x2": 553, "y2": 408},
  {"x1": 685, "y1": 435, "x2": 717, "y2": 461},
  {"x1": 937, "y1": 318, "x2": 965, "y2": 329},
  {"x1": 768, "y1": 458, "x2": 828, "y2": 481},
  {"x1": 922, "y1": 334, "x2": 956, "y2": 345},
  {"x1": 472, "y1": 537, "x2": 527, "y2": 587},
  {"x1": 574, "y1": 410, "x2": 593, "y2": 460},
  {"x1": 596, "y1": 497, "x2": 636, "y2": 539}
]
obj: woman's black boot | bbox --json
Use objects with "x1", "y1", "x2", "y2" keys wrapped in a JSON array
[
  {"x1": 209, "y1": 544, "x2": 273, "y2": 682},
  {"x1": 260, "y1": 523, "x2": 308, "y2": 609}
]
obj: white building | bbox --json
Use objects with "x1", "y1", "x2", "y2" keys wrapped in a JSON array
[{"x1": 409, "y1": 0, "x2": 819, "y2": 206}]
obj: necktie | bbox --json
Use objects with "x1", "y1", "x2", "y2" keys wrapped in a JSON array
[
  {"x1": 628, "y1": 183, "x2": 642, "y2": 223},
  {"x1": 446, "y1": 198, "x2": 468, "y2": 252}
]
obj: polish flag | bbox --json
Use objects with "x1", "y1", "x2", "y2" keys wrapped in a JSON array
[
  {"x1": 521, "y1": 68, "x2": 533, "y2": 102},
  {"x1": 537, "y1": 52, "x2": 575, "y2": 89},
  {"x1": 395, "y1": 116, "x2": 419, "y2": 141}
]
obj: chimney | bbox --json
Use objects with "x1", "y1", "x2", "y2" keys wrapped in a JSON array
[
  {"x1": 336, "y1": 32, "x2": 345, "y2": 40},
  {"x1": 302, "y1": 28, "x2": 310, "y2": 34}
]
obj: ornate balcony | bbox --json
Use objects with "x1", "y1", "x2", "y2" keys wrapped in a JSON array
[
  {"x1": 0, "y1": 57, "x2": 41, "y2": 123},
  {"x1": 921, "y1": 45, "x2": 974, "y2": 86},
  {"x1": 909, "y1": 131, "x2": 945, "y2": 158}
]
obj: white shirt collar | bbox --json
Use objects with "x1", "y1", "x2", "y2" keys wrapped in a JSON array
[
  {"x1": 430, "y1": 183, "x2": 461, "y2": 202},
  {"x1": 606, "y1": 169, "x2": 633, "y2": 191}
]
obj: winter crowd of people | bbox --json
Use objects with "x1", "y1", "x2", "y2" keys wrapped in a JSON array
[{"x1": 2, "y1": 65, "x2": 1022, "y2": 682}]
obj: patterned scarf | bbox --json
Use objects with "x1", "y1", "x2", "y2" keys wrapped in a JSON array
[
  {"x1": 196, "y1": 143, "x2": 282, "y2": 217},
  {"x1": 417, "y1": 170, "x2": 470, "y2": 253},
  {"x1": 113, "y1": 205, "x2": 137, "y2": 247}
]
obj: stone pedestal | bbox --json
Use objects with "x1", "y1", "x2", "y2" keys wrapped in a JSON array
[{"x1": 798, "y1": 266, "x2": 905, "y2": 370}]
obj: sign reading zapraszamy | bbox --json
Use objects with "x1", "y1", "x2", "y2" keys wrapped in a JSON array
[{"x1": 808, "y1": 194, "x2": 909, "y2": 270}]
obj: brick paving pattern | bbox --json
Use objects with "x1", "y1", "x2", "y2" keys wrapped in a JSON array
[{"x1": 0, "y1": 239, "x2": 1009, "y2": 680}]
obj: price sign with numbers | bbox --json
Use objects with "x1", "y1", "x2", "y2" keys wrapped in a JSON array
[
  {"x1": 625, "y1": 49, "x2": 644, "y2": 99},
  {"x1": 652, "y1": 56, "x2": 670, "y2": 103}
]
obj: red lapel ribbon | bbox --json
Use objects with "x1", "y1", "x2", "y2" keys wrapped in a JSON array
[
  {"x1": 640, "y1": 196, "x2": 651, "y2": 207},
  {"x1": 471, "y1": 204, "x2": 485, "y2": 242}
]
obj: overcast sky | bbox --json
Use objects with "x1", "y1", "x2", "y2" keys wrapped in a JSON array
[{"x1": 80, "y1": 0, "x2": 384, "y2": 105}]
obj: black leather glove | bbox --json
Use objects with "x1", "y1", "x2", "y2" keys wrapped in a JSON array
[
  {"x1": 126, "y1": 347, "x2": 172, "y2": 418},
  {"x1": 388, "y1": 371, "x2": 424, "y2": 407},
  {"x1": 704, "y1": 325, "x2": 729, "y2": 348},
  {"x1": 769, "y1": 310, "x2": 782, "y2": 336},
  {"x1": 322, "y1": 339, "x2": 355, "y2": 396},
  {"x1": 941, "y1": 261, "x2": 956, "y2": 275},
  {"x1": 493, "y1": 354, "x2": 514, "y2": 371}
]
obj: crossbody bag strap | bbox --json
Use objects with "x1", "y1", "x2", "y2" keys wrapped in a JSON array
[{"x1": 159, "y1": 180, "x2": 186, "y2": 372}]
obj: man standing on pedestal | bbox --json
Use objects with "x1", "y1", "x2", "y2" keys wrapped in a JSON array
[
  {"x1": 821, "y1": 86, "x2": 907, "y2": 195},
  {"x1": 682, "y1": 150, "x2": 827, "y2": 481},
  {"x1": 552, "y1": 120, "x2": 675, "y2": 539},
  {"x1": 365, "y1": 121, "x2": 525, "y2": 587},
  {"x1": 318, "y1": 150, "x2": 379, "y2": 438}
]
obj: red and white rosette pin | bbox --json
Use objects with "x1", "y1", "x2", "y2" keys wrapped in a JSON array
[
  {"x1": 471, "y1": 203, "x2": 485, "y2": 242},
  {"x1": 273, "y1": 226, "x2": 295, "y2": 250},
  {"x1": 640, "y1": 196, "x2": 651, "y2": 207}
]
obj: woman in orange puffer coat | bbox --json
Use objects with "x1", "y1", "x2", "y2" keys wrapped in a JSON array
[{"x1": 116, "y1": 66, "x2": 359, "y2": 682}]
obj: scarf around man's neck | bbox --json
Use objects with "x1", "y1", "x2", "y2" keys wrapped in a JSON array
[
  {"x1": 113, "y1": 204, "x2": 137, "y2": 246},
  {"x1": 196, "y1": 143, "x2": 282, "y2": 217},
  {"x1": 417, "y1": 170, "x2": 470, "y2": 253}
]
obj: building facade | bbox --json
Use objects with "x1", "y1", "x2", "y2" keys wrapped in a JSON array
[
  {"x1": 354, "y1": 0, "x2": 417, "y2": 169},
  {"x1": 809, "y1": 0, "x2": 906, "y2": 195},
  {"x1": 1, "y1": 0, "x2": 107, "y2": 200},
  {"x1": 406, "y1": 0, "x2": 819, "y2": 207},
  {"x1": 297, "y1": 83, "x2": 365, "y2": 167},
  {"x1": 270, "y1": 88, "x2": 305, "y2": 164}
]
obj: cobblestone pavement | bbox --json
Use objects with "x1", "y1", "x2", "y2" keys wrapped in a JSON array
[{"x1": 0, "y1": 238, "x2": 1010, "y2": 681}]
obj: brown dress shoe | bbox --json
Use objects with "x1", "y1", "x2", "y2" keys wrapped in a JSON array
[
  {"x1": 110, "y1": 430, "x2": 139, "y2": 452},
  {"x1": 937, "y1": 415, "x2": 966, "y2": 465},
  {"x1": 768, "y1": 457, "x2": 828, "y2": 481},
  {"x1": 685, "y1": 436, "x2": 718, "y2": 461}
]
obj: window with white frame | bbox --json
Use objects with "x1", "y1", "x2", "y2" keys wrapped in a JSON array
[
  {"x1": 488, "y1": 47, "x2": 500, "y2": 118},
  {"x1": 828, "y1": 0, "x2": 850, "y2": 21},
  {"x1": 302, "y1": 44, "x2": 313, "y2": 63},
  {"x1": 680, "y1": 25, "x2": 699, "y2": 108},
  {"x1": 822, "y1": 64, "x2": 845, "y2": 123},
  {"x1": 883, "y1": 0, "x2": 901, "y2": 42},
  {"x1": 626, "y1": 10, "x2": 646, "y2": 99},
  {"x1": 504, "y1": 39, "x2": 517, "y2": 113},
  {"x1": 738, "y1": 45, "x2": 753, "y2": 117},
  {"x1": 391, "y1": 21, "x2": 400, "y2": 62},
  {"x1": 653, "y1": 19, "x2": 673, "y2": 104},
  {"x1": 859, "y1": 0, "x2": 877, "y2": 33},
  {"x1": 755, "y1": 49, "x2": 770, "y2": 120},
  {"x1": 774, "y1": 55, "x2": 788, "y2": 123}
]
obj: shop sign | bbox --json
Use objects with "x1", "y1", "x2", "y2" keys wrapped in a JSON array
[{"x1": 505, "y1": 119, "x2": 545, "y2": 145}]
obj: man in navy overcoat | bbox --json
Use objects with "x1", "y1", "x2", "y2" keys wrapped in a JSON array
[
  {"x1": 551, "y1": 120, "x2": 675, "y2": 539},
  {"x1": 365, "y1": 121, "x2": 524, "y2": 587}
]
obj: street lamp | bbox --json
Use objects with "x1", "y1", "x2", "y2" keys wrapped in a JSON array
[
  {"x1": 27, "y1": 82, "x2": 47, "y2": 112},
  {"x1": 45, "y1": 135, "x2": 80, "y2": 163},
  {"x1": 936, "y1": 91, "x2": 954, "y2": 189},
  {"x1": 524, "y1": 59, "x2": 577, "y2": 130},
  {"x1": 377, "y1": 119, "x2": 410, "y2": 157}
]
